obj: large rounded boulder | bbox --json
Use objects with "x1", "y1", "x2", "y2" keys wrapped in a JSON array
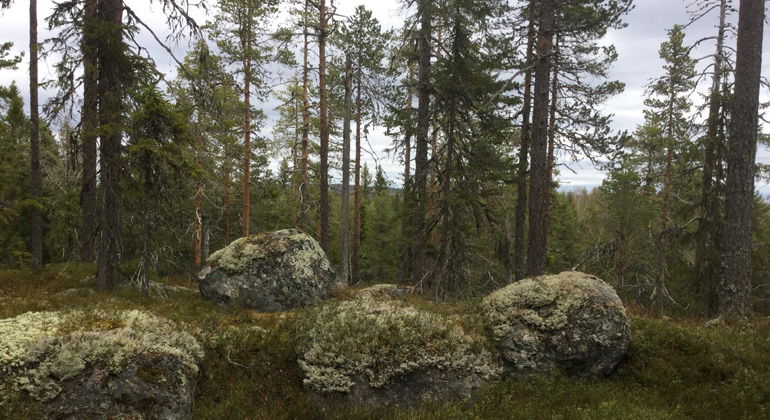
[
  {"x1": 481, "y1": 271, "x2": 630, "y2": 378},
  {"x1": 198, "y1": 229, "x2": 336, "y2": 312},
  {"x1": 0, "y1": 310, "x2": 203, "y2": 419},
  {"x1": 297, "y1": 294, "x2": 501, "y2": 406}
]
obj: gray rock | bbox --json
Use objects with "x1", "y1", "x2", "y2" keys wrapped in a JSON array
[
  {"x1": 481, "y1": 271, "x2": 630, "y2": 378},
  {"x1": 297, "y1": 295, "x2": 501, "y2": 406},
  {"x1": 0, "y1": 310, "x2": 203, "y2": 419},
  {"x1": 354, "y1": 283, "x2": 414, "y2": 299},
  {"x1": 198, "y1": 229, "x2": 336, "y2": 312}
]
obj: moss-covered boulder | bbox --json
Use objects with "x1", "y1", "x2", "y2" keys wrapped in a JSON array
[
  {"x1": 198, "y1": 229, "x2": 336, "y2": 312},
  {"x1": 482, "y1": 271, "x2": 630, "y2": 378},
  {"x1": 297, "y1": 295, "x2": 501, "y2": 406},
  {"x1": 0, "y1": 310, "x2": 203, "y2": 419}
]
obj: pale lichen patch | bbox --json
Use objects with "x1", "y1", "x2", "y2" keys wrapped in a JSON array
[
  {"x1": 297, "y1": 295, "x2": 501, "y2": 394},
  {"x1": 0, "y1": 310, "x2": 203, "y2": 404}
]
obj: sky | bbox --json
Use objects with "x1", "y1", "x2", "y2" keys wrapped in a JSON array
[{"x1": 1, "y1": 0, "x2": 769, "y2": 195}]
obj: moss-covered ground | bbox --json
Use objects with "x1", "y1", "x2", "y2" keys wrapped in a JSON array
[{"x1": 1, "y1": 264, "x2": 768, "y2": 419}]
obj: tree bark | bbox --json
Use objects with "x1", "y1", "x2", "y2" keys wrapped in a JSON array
[
  {"x1": 194, "y1": 182, "x2": 203, "y2": 269},
  {"x1": 719, "y1": 0, "x2": 765, "y2": 318},
  {"x1": 96, "y1": 0, "x2": 124, "y2": 290},
  {"x1": 695, "y1": 0, "x2": 727, "y2": 313},
  {"x1": 340, "y1": 56, "x2": 353, "y2": 285},
  {"x1": 408, "y1": 0, "x2": 432, "y2": 283},
  {"x1": 223, "y1": 160, "x2": 232, "y2": 244},
  {"x1": 526, "y1": 0, "x2": 555, "y2": 277},
  {"x1": 241, "y1": 8, "x2": 252, "y2": 237},
  {"x1": 514, "y1": 0, "x2": 537, "y2": 281},
  {"x1": 297, "y1": 0, "x2": 311, "y2": 231},
  {"x1": 29, "y1": 0, "x2": 42, "y2": 269},
  {"x1": 352, "y1": 74, "x2": 363, "y2": 283},
  {"x1": 398, "y1": 56, "x2": 415, "y2": 284},
  {"x1": 654, "y1": 73, "x2": 678, "y2": 305},
  {"x1": 318, "y1": 0, "x2": 330, "y2": 251},
  {"x1": 80, "y1": 0, "x2": 98, "y2": 263}
]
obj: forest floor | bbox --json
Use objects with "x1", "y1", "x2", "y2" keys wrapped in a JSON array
[{"x1": 1, "y1": 263, "x2": 769, "y2": 419}]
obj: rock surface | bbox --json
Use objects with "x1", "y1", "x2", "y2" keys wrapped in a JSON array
[
  {"x1": 354, "y1": 283, "x2": 414, "y2": 299},
  {"x1": 0, "y1": 310, "x2": 203, "y2": 419},
  {"x1": 481, "y1": 271, "x2": 630, "y2": 378},
  {"x1": 296, "y1": 295, "x2": 501, "y2": 406},
  {"x1": 198, "y1": 229, "x2": 336, "y2": 312}
]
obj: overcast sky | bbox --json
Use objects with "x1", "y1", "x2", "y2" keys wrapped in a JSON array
[{"x1": 1, "y1": 0, "x2": 769, "y2": 195}]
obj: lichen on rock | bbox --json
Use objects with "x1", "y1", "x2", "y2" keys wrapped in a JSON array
[
  {"x1": 481, "y1": 271, "x2": 631, "y2": 378},
  {"x1": 296, "y1": 295, "x2": 501, "y2": 406},
  {"x1": 199, "y1": 229, "x2": 337, "y2": 312},
  {"x1": 354, "y1": 284, "x2": 414, "y2": 299},
  {"x1": 0, "y1": 310, "x2": 203, "y2": 418}
]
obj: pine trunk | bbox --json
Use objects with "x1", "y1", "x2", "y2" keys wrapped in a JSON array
[
  {"x1": 95, "y1": 0, "x2": 124, "y2": 290},
  {"x1": 513, "y1": 0, "x2": 536, "y2": 281},
  {"x1": 297, "y1": 0, "x2": 311, "y2": 230},
  {"x1": 409, "y1": 0, "x2": 432, "y2": 283},
  {"x1": 242, "y1": 16, "x2": 252, "y2": 237},
  {"x1": 29, "y1": 0, "x2": 42, "y2": 269},
  {"x1": 695, "y1": 0, "x2": 727, "y2": 313},
  {"x1": 352, "y1": 76, "x2": 363, "y2": 283},
  {"x1": 526, "y1": 0, "x2": 555, "y2": 277},
  {"x1": 655, "y1": 84, "x2": 677, "y2": 305},
  {"x1": 719, "y1": 0, "x2": 764, "y2": 318},
  {"x1": 80, "y1": 0, "x2": 98, "y2": 263},
  {"x1": 399, "y1": 58, "x2": 414, "y2": 284},
  {"x1": 340, "y1": 57, "x2": 353, "y2": 285},
  {"x1": 318, "y1": 0, "x2": 330, "y2": 251},
  {"x1": 194, "y1": 182, "x2": 203, "y2": 269}
]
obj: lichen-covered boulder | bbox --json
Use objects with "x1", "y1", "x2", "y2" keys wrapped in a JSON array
[
  {"x1": 297, "y1": 295, "x2": 501, "y2": 406},
  {"x1": 0, "y1": 310, "x2": 203, "y2": 419},
  {"x1": 481, "y1": 271, "x2": 630, "y2": 378},
  {"x1": 198, "y1": 229, "x2": 336, "y2": 312},
  {"x1": 354, "y1": 283, "x2": 414, "y2": 299}
]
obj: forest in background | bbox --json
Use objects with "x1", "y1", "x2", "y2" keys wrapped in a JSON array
[{"x1": 1, "y1": 0, "x2": 769, "y2": 318}]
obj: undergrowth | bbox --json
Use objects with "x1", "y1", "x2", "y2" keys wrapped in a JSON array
[{"x1": 0, "y1": 263, "x2": 768, "y2": 419}]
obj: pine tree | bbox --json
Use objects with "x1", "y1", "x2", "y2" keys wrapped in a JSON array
[
  {"x1": 694, "y1": 0, "x2": 732, "y2": 313},
  {"x1": 29, "y1": 0, "x2": 42, "y2": 268},
  {"x1": 316, "y1": 0, "x2": 331, "y2": 251},
  {"x1": 513, "y1": 0, "x2": 537, "y2": 281},
  {"x1": 338, "y1": 5, "x2": 389, "y2": 283},
  {"x1": 95, "y1": 0, "x2": 126, "y2": 290},
  {"x1": 340, "y1": 56, "x2": 353, "y2": 284},
  {"x1": 643, "y1": 25, "x2": 696, "y2": 305},
  {"x1": 79, "y1": 0, "x2": 98, "y2": 262},
  {"x1": 526, "y1": 0, "x2": 556, "y2": 277},
  {"x1": 720, "y1": 0, "x2": 765, "y2": 318},
  {"x1": 209, "y1": 0, "x2": 280, "y2": 237}
]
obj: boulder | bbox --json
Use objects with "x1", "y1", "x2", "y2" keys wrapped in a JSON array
[
  {"x1": 481, "y1": 271, "x2": 630, "y2": 378},
  {"x1": 0, "y1": 310, "x2": 203, "y2": 419},
  {"x1": 297, "y1": 295, "x2": 501, "y2": 406},
  {"x1": 198, "y1": 229, "x2": 336, "y2": 312},
  {"x1": 354, "y1": 283, "x2": 414, "y2": 299}
]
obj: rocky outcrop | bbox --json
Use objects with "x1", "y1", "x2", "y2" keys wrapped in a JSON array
[
  {"x1": 0, "y1": 310, "x2": 203, "y2": 419},
  {"x1": 481, "y1": 271, "x2": 630, "y2": 378},
  {"x1": 296, "y1": 295, "x2": 501, "y2": 406},
  {"x1": 198, "y1": 229, "x2": 336, "y2": 312}
]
